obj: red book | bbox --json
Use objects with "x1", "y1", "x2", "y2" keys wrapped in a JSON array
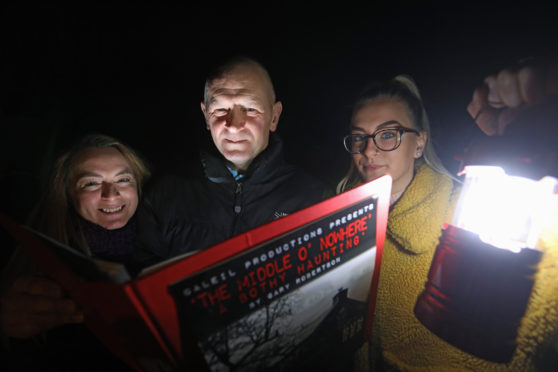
[{"x1": 1, "y1": 175, "x2": 391, "y2": 371}]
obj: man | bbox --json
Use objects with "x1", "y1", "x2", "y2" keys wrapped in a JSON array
[{"x1": 131, "y1": 56, "x2": 331, "y2": 269}]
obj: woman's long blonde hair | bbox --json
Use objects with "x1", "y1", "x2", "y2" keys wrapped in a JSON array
[
  {"x1": 336, "y1": 75, "x2": 453, "y2": 194},
  {"x1": 28, "y1": 134, "x2": 151, "y2": 255}
]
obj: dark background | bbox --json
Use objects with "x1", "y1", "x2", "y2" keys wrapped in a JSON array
[{"x1": 1, "y1": 1, "x2": 557, "y2": 223}]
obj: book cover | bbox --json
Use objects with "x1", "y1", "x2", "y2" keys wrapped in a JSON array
[{"x1": 0, "y1": 175, "x2": 391, "y2": 371}]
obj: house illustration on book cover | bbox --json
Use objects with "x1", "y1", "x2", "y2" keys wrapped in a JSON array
[
  {"x1": 273, "y1": 287, "x2": 368, "y2": 371},
  {"x1": 181, "y1": 285, "x2": 370, "y2": 371}
]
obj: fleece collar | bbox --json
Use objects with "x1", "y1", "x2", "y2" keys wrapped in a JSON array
[{"x1": 387, "y1": 164, "x2": 457, "y2": 254}]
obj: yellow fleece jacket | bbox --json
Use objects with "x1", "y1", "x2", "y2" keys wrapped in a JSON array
[{"x1": 356, "y1": 164, "x2": 558, "y2": 371}]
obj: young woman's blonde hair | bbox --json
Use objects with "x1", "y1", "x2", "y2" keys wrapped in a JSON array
[
  {"x1": 28, "y1": 134, "x2": 151, "y2": 255},
  {"x1": 336, "y1": 75, "x2": 454, "y2": 194}
]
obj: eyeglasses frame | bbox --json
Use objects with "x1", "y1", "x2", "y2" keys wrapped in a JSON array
[{"x1": 343, "y1": 127, "x2": 420, "y2": 154}]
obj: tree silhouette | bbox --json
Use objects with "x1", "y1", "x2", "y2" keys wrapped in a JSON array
[{"x1": 201, "y1": 294, "x2": 308, "y2": 371}]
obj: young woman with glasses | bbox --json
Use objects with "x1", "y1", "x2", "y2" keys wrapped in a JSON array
[
  {"x1": 338, "y1": 75, "x2": 557, "y2": 371},
  {"x1": 337, "y1": 75, "x2": 454, "y2": 203}
]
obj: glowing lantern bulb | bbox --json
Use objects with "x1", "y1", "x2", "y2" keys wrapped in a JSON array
[{"x1": 452, "y1": 166, "x2": 557, "y2": 252}]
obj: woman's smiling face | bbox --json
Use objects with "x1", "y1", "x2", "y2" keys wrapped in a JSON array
[{"x1": 70, "y1": 147, "x2": 138, "y2": 230}]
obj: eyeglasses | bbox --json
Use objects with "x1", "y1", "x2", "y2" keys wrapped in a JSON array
[{"x1": 343, "y1": 127, "x2": 420, "y2": 154}]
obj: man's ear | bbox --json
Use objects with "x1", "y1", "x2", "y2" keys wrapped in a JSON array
[
  {"x1": 201, "y1": 102, "x2": 209, "y2": 129},
  {"x1": 270, "y1": 101, "x2": 283, "y2": 132}
]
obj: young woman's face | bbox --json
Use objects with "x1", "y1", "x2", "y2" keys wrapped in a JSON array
[
  {"x1": 351, "y1": 98, "x2": 426, "y2": 197},
  {"x1": 70, "y1": 147, "x2": 138, "y2": 230}
]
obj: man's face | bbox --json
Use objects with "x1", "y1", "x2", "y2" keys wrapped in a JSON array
[{"x1": 201, "y1": 64, "x2": 282, "y2": 171}]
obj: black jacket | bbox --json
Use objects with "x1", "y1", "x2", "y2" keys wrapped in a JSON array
[{"x1": 131, "y1": 134, "x2": 331, "y2": 271}]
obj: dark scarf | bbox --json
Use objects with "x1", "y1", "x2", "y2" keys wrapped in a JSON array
[{"x1": 81, "y1": 216, "x2": 137, "y2": 264}]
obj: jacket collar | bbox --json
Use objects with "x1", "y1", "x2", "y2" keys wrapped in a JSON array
[{"x1": 201, "y1": 133, "x2": 285, "y2": 184}]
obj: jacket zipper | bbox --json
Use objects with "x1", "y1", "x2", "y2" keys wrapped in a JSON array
[
  {"x1": 234, "y1": 182, "x2": 243, "y2": 214},
  {"x1": 231, "y1": 182, "x2": 243, "y2": 236}
]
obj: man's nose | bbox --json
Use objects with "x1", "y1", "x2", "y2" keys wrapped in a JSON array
[
  {"x1": 101, "y1": 182, "x2": 120, "y2": 198},
  {"x1": 225, "y1": 107, "x2": 246, "y2": 129}
]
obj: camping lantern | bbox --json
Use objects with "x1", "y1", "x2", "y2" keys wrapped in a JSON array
[{"x1": 414, "y1": 165, "x2": 557, "y2": 362}]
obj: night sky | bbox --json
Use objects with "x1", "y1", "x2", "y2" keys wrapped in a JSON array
[{"x1": 1, "y1": 2, "x2": 557, "y2": 223}]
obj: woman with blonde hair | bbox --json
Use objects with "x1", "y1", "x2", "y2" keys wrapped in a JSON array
[
  {"x1": 28, "y1": 133, "x2": 151, "y2": 262},
  {"x1": 1, "y1": 133, "x2": 150, "y2": 370},
  {"x1": 337, "y1": 75, "x2": 454, "y2": 196},
  {"x1": 340, "y1": 75, "x2": 558, "y2": 371}
]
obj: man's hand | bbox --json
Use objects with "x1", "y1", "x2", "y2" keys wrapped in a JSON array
[
  {"x1": 467, "y1": 57, "x2": 558, "y2": 136},
  {"x1": 0, "y1": 275, "x2": 83, "y2": 339}
]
